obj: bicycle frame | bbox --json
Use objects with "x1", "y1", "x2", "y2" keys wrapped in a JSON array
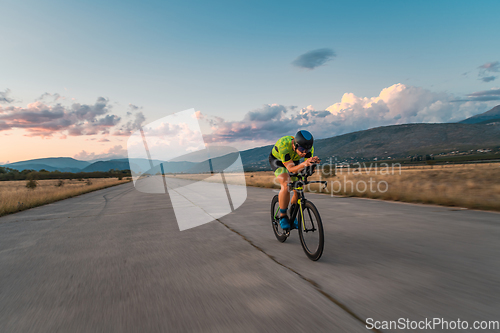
[{"x1": 273, "y1": 169, "x2": 327, "y2": 232}]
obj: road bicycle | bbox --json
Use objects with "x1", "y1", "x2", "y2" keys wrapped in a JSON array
[{"x1": 270, "y1": 164, "x2": 327, "y2": 261}]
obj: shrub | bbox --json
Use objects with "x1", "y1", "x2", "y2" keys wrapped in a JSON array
[
  {"x1": 26, "y1": 179, "x2": 38, "y2": 190},
  {"x1": 56, "y1": 180, "x2": 64, "y2": 187},
  {"x1": 86, "y1": 179, "x2": 93, "y2": 185},
  {"x1": 426, "y1": 160, "x2": 437, "y2": 169}
]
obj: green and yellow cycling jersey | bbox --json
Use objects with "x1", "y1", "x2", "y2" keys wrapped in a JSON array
[{"x1": 271, "y1": 135, "x2": 314, "y2": 163}]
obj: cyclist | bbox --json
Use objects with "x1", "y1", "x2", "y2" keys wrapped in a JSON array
[{"x1": 269, "y1": 130, "x2": 320, "y2": 231}]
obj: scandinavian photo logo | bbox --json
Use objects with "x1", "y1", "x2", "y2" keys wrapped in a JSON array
[{"x1": 127, "y1": 108, "x2": 247, "y2": 231}]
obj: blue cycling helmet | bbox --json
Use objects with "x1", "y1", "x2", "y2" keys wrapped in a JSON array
[{"x1": 294, "y1": 130, "x2": 313, "y2": 150}]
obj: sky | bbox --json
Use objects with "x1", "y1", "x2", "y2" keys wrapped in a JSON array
[{"x1": 1, "y1": 0, "x2": 500, "y2": 164}]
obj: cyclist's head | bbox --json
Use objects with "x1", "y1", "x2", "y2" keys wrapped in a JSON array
[{"x1": 294, "y1": 130, "x2": 313, "y2": 153}]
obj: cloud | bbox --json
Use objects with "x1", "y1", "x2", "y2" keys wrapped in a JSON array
[
  {"x1": 126, "y1": 103, "x2": 142, "y2": 116},
  {"x1": 467, "y1": 88, "x2": 500, "y2": 97},
  {"x1": 128, "y1": 103, "x2": 141, "y2": 111},
  {"x1": 479, "y1": 61, "x2": 500, "y2": 72},
  {"x1": 321, "y1": 84, "x2": 476, "y2": 133},
  {"x1": 192, "y1": 110, "x2": 203, "y2": 119},
  {"x1": 452, "y1": 88, "x2": 500, "y2": 102},
  {"x1": 292, "y1": 48, "x2": 336, "y2": 70},
  {"x1": 478, "y1": 61, "x2": 499, "y2": 82},
  {"x1": 72, "y1": 97, "x2": 109, "y2": 121},
  {"x1": 36, "y1": 92, "x2": 64, "y2": 102},
  {"x1": 74, "y1": 145, "x2": 127, "y2": 161},
  {"x1": 0, "y1": 97, "x2": 121, "y2": 137},
  {"x1": 0, "y1": 89, "x2": 14, "y2": 104},
  {"x1": 202, "y1": 104, "x2": 298, "y2": 144},
  {"x1": 114, "y1": 111, "x2": 146, "y2": 136},
  {"x1": 245, "y1": 104, "x2": 287, "y2": 121},
  {"x1": 204, "y1": 83, "x2": 495, "y2": 145},
  {"x1": 481, "y1": 76, "x2": 497, "y2": 82}
]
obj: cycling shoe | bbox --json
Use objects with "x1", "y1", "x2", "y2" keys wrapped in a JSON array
[{"x1": 279, "y1": 216, "x2": 290, "y2": 230}]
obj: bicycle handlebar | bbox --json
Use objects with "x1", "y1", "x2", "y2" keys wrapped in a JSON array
[
  {"x1": 287, "y1": 163, "x2": 327, "y2": 190},
  {"x1": 288, "y1": 162, "x2": 318, "y2": 178}
]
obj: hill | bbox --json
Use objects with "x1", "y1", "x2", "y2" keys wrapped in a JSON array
[
  {"x1": 3, "y1": 157, "x2": 90, "y2": 171},
  {"x1": 460, "y1": 105, "x2": 500, "y2": 124},
  {"x1": 82, "y1": 160, "x2": 131, "y2": 172},
  {"x1": 315, "y1": 123, "x2": 500, "y2": 158},
  {"x1": 238, "y1": 122, "x2": 500, "y2": 170},
  {"x1": 3, "y1": 163, "x2": 82, "y2": 173}
]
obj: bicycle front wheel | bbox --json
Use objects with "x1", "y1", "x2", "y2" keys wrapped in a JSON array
[
  {"x1": 298, "y1": 201, "x2": 324, "y2": 261},
  {"x1": 271, "y1": 195, "x2": 288, "y2": 242}
]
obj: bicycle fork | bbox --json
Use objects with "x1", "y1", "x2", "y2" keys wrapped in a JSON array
[{"x1": 298, "y1": 199, "x2": 305, "y2": 231}]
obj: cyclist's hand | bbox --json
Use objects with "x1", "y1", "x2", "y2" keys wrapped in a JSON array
[
  {"x1": 303, "y1": 159, "x2": 313, "y2": 167},
  {"x1": 309, "y1": 156, "x2": 320, "y2": 164}
]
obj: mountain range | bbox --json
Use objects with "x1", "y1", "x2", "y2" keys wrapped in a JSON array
[
  {"x1": 3, "y1": 157, "x2": 91, "y2": 173},
  {"x1": 2, "y1": 105, "x2": 500, "y2": 173},
  {"x1": 459, "y1": 105, "x2": 500, "y2": 124}
]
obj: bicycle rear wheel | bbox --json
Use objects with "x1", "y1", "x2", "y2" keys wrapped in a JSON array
[
  {"x1": 271, "y1": 195, "x2": 288, "y2": 242},
  {"x1": 298, "y1": 201, "x2": 324, "y2": 261}
]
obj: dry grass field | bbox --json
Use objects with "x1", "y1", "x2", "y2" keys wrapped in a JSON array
[
  {"x1": 0, "y1": 178, "x2": 131, "y2": 217},
  {"x1": 314, "y1": 163, "x2": 500, "y2": 211},
  {"x1": 8, "y1": 164, "x2": 494, "y2": 217},
  {"x1": 170, "y1": 163, "x2": 500, "y2": 212}
]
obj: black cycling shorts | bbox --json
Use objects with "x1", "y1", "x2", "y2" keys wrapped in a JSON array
[{"x1": 269, "y1": 153, "x2": 299, "y2": 176}]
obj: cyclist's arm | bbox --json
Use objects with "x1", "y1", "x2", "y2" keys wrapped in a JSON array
[
  {"x1": 304, "y1": 147, "x2": 320, "y2": 164},
  {"x1": 284, "y1": 160, "x2": 311, "y2": 173}
]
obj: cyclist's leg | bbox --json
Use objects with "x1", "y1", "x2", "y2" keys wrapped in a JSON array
[
  {"x1": 269, "y1": 153, "x2": 290, "y2": 217},
  {"x1": 277, "y1": 172, "x2": 291, "y2": 217},
  {"x1": 290, "y1": 159, "x2": 300, "y2": 205}
]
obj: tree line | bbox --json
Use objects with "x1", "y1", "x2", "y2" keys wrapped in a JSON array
[{"x1": 0, "y1": 167, "x2": 131, "y2": 181}]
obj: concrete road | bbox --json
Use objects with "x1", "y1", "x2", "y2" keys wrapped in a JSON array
[
  {"x1": 220, "y1": 186, "x2": 500, "y2": 332},
  {"x1": 1, "y1": 181, "x2": 499, "y2": 332}
]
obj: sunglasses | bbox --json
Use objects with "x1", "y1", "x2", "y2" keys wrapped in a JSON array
[{"x1": 296, "y1": 146, "x2": 310, "y2": 154}]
